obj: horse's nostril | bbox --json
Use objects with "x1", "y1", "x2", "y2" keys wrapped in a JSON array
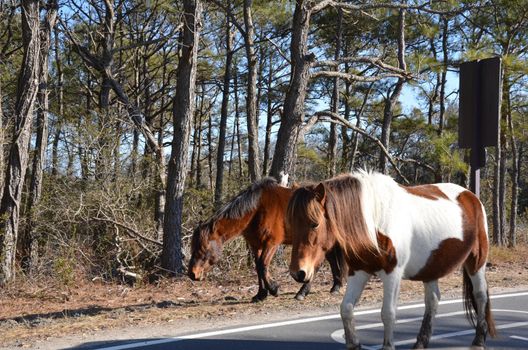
[{"x1": 297, "y1": 270, "x2": 306, "y2": 282}]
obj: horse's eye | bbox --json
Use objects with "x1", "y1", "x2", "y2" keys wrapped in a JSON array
[{"x1": 310, "y1": 223, "x2": 319, "y2": 230}]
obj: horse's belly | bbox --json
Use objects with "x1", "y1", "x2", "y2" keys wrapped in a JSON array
[{"x1": 405, "y1": 237, "x2": 472, "y2": 281}]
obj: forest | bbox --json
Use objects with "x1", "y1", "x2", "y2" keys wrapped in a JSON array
[{"x1": 0, "y1": 0, "x2": 527, "y2": 287}]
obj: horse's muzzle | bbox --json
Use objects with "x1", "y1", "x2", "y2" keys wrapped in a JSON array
[
  {"x1": 291, "y1": 269, "x2": 308, "y2": 283},
  {"x1": 188, "y1": 270, "x2": 204, "y2": 281}
]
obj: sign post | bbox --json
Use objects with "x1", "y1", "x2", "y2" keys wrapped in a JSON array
[{"x1": 458, "y1": 57, "x2": 501, "y2": 197}]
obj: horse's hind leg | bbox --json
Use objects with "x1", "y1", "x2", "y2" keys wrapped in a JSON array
[
  {"x1": 413, "y1": 280, "x2": 440, "y2": 349},
  {"x1": 326, "y1": 245, "x2": 345, "y2": 294},
  {"x1": 465, "y1": 264, "x2": 493, "y2": 347},
  {"x1": 341, "y1": 271, "x2": 370, "y2": 350},
  {"x1": 251, "y1": 248, "x2": 268, "y2": 302}
]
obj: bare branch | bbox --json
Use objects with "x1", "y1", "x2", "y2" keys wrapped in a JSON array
[
  {"x1": 313, "y1": 110, "x2": 410, "y2": 184},
  {"x1": 311, "y1": 70, "x2": 407, "y2": 82}
]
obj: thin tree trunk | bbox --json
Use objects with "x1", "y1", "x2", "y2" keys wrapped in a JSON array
[
  {"x1": 161, "y1": 0, "x2": 202, "y2": 274},
  {"x1": 270, "y1": 0, "x2": 312, "y2": 181},
  {"x1": 379, "y1": 8, "x2": 406, "y2": 174},
  {"x1": 214, "y1": 14, "x2": 233, "y2": 208},
  {"x1": 327, "y1": 8, "x2": 342, "y2": 177},
  {"x1": 262, "y1": 51, "x2": 273, "y2": 176},
  {"x1": 0, "y1": 0, "x2": 40, "y2": 285},
  {"x1": 233, "y1": 64, "x2": 243, "y2": 179},
  {"x1": 51, "y1": 26, "x2": 62, "y2": 176},
  {"x1": 507, "y1": 87, "x2": 518, "y2": 247},
  {"x1": 21, "y1": 0, "x2": 58, "y2": 274},
  {"x1": 438, "y1": 16, "x2": 448, "y2": 136},
  {"x1": 0, "y1": 80, "x2": 4, "y2": 201},
  {"x1": 243, "y1": 0, "x2": 260, "y2": 181}
]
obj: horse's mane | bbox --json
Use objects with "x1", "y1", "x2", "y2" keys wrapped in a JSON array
[
  {"x1": 192, "y1": 177, "x2": 278, "y2": 248},
  {"x1": 324, "y1": 174, "x2": 379, "y2": 259},
  {"x1": 215, "y1": 177, "x2": 278, "y2": 221}
]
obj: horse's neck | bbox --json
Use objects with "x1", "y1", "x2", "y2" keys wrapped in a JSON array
[{"x1": 214, "y1": 211, "x2": 255, "y2": 242}]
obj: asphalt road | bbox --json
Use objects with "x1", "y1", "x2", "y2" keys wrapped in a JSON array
[{"x1": 70, "y1": 291, "x2": 528, "y2": 350}]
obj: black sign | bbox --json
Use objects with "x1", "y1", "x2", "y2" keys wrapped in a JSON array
[{"x1": 458, "y1": 57, "x2": 501, "y2": 150}]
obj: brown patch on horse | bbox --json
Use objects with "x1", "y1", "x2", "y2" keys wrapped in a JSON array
[
  {"x1": 410, "y1": 190, "x2": 486, "y2": 282},
  {"x1": 402, "y1": 184, "x2": 449, "y2": 200},
  {"x1": 347, "y1": 231, "x2": 397, "y2": 275},
  {"x1": 457, "y1": 190, "x2": 489, "y2": 274}
]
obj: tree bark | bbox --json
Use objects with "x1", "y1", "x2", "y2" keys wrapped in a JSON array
[
  {"x1": 161, "y1": 0, "x2": 202, "y2": 274},
  {"x1": 21, "y1": 0, "x2": 58, "y2": 274},
  {"x1": 51, "y1": 26, "x2": 62, "y2": 176},
  {"x1": 438, "y1": 16, "x2": 448, "y2": 136},
  {"x1": 507, "y1": 85, "x2": 518, "y2": 247},
  {"x1": 262, "y1": 51, "x2": 274, "y2": 176},
  {"x1": 214, "y1": 14, "x2": 233, "y2": 208},
  {"x1": 269, "y1": 0, "x2": 313, "y2": 181},
  {"x1": 379, "y1": 8, "x2": 407, "y2": 174},
  {"x1": 0, "y1": 0, "x2": 41, "y2": 285},
  {"x1": 328, "y1": 8, "x2": 343, "y2": 177},
  {"x1": 242, "y1": 0, "x2": 261, "y2": 181}
]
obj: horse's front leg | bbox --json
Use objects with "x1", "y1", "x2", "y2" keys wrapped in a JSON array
[
  {"x1": 251, "y1": 248, "x2": 268, "y2": 302},
  {"x1": 413, "y1": 280, "x2": 440, "y2": 349},
  {"x1": 341, "y1": 271, "x2": 370, "y2": 349},
  {"x1": 259, "y1": 243, "x2": 280, "y2": 296},
  {"x1": 326, "y1": 245, "x2": 346, "y2": 294},
  {"x1": 295, "y1": 282, "x2": 311, "y2": 300},
  {"x1": 380, "y1": 270, "x2": 402, "y2": 350}
]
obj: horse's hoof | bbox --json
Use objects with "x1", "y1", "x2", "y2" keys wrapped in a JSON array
[
  {"x1": 330, "y1": 285, "x2": 341, "y2": 294},
  {"x1": 268, "y1": 283, "x2": 279, "y2": 297},
  {"x1": 346, "y1": 344, "x2": 361, "y2": 350},
  {"x1": 412, "y1": 341, "x2": 425, "y2": 349},
  {"x1": 252, "y1": 290, "x2": 268, "y2": 303},
  {"x1": 294, "y1": 293, "x2": 305, "y2": 301}
]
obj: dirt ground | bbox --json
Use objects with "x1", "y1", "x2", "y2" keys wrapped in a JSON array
[{"x1": 1, "y1": 244, "x2": 527, "y2": 349}]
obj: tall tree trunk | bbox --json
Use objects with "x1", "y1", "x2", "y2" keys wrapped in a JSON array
[
  {"x1": 161, "y1": 0, "x2": 202, "y2": 274},
  {"x1": 270, "y1": 0, "x2": 312, "y2": 181},
  {"x1": 507, "y1": 85, "x2": 518, "y2": 247},
  {"x1": 438, "y1": 16, "x2": 448, "y2": 136},
  {"x1": 51, "y1": 26, "x2": 62, "y2": 176},
  {"x1": 233, "y1": 64, "x2": 243, "y2": 179},
  {"x1": 21, "y1": 0, "x2": 58, "y2": 274},
  {"x1": 243, "y1": 0, "x2": 260, "y2": 181},
  {"x1": 327, "y1": 8, "x2": 342, "y2": 177},
  {"x1": 214, "y1": 15, "x2": 233, "y2": 208},
  {"x1": 0, "y1": 0, "x2": 40, "y2": 285},
  {"x1": 0, "y1": 80, "x2": 4, "y2": 202},
  {"x1": 262, "y1": 51, "x2": 273, "y2": 176},
  {"x1": 379, "y1": 8, "x2": 406, "y2": 174}
]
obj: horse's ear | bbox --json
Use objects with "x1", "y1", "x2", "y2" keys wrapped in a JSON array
[
  {"x1": 292, "y1": 181, "x2": 300, "y2": 190},
  {"x1": 314, "y1": 183, "x2": 326, "y2": 204}
]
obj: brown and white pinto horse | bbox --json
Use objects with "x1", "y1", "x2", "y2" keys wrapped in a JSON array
[
  {"x1": 188, "y1": 177, "x2": 346, "y2": 302},
  {"x1": 287, "y1": 171, "x2": 496, "y2": 349}
]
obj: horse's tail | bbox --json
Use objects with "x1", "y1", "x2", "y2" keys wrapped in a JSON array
[{"x1": 462, "y1": 268, "x2": 497, "y2": 338}]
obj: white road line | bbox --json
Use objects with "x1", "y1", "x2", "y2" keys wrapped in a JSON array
[
  {"x1": 511, "y1": 335, "x2": 528, "y2": 342},
  {"x1": 355, "y1": 321, "x2": 528, "y2": 350},
  {"x1": 95, "y1": 291, "x2": 528, "y2": 350}
]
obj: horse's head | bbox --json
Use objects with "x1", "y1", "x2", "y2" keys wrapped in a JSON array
[
  {"x1": 188, "y1": 222, "x2": 223, "y2": 281},
  {"x1": 287, "y1": 183, "x2": 335, "y2": 284}
]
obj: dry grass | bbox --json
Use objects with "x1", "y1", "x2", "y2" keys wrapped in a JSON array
[{"x1": 1, "y1": 243, "x2": 527, "y2": 349}]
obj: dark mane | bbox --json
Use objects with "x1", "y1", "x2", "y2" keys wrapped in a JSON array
[
  {"x1": 214, "y1": 177, "x2": 278, "y2": 220},
  {"x1": 324, "y1": 174, "x2": 378, "y2": 258}
]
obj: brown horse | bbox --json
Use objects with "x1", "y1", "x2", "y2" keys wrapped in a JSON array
[
  {"x1": 188, "y1": 177, "x2": 346, "y2": 302},
  {"x1": 287, "y1": 171, "x2": 496, "y2": 349}
]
